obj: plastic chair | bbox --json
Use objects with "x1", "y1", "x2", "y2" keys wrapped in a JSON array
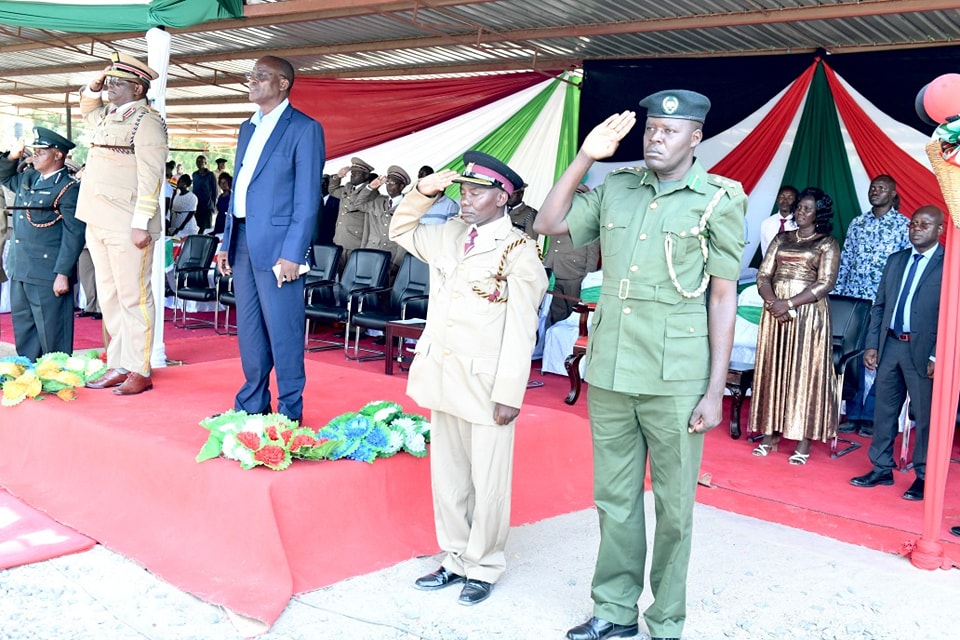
[
  {"x1": 304, "y1": 248, "x2": 390, "y2": 352},
  {"x1": 172, "y1": 234, "x2": 220, "y2": 329},
  {"x1": 828, "y1": 294, "x2": 873, "y2": 458},
  {"x1": 344, "y1": 254, "x2": 430, "y2": 361}
]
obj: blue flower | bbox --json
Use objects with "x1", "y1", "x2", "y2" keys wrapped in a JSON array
[
  {"x1": 348, "y1": 442, "x2": 376, "y2": 463},
  {"x1": 343, "y1": 415, "x2": 373, "y2": 438},
  {"x1": 365, "y1": 424, "x2": 390, "y2": 450}
]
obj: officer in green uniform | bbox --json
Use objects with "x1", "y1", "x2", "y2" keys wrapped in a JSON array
[
  {"x1": 0, "y1": 127, "x2": 84, "y2": 360},
  {"x1": 535, "y1": 92, "x2": 747, "y2": 640}
]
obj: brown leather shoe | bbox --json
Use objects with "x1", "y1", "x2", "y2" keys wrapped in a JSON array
[
  {"x1": 113, "y1": 372, "x2": 153, "y2": 395},
  {"x1": 85, "y1": 368, "x2": 129, "y2": 389}
]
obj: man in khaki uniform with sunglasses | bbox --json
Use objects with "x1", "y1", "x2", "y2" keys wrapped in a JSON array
[{"x1": 77, "y1": 53, "x2": 168, "y2": 396}]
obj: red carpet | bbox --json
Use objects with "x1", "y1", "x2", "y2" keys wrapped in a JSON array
[
  {"x1": 0, "y1": 357, "x2": 593, "y2": 625},
  {"x1": 0, "y1": 488, "x2": 94, "y2": 569}
]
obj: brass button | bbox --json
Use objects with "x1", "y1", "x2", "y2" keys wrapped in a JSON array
[
  {"x1": 639, "y1": 233, "x2": 647, "y2": 241},
  {"x1": 606, "y1": 223, "x2": 614, "y2": 229},
  {"x1": 679, "y1": 231, "x2": 687, "y2": 237},
  {"x1": 443, "y1": 349, "x2": 451, "y2": 356},
  {"x1": 650, "y1": 202, "x2": 658, "y2": 209},
  {"x1": 689, "y1": 327, "x2": 695, "y2": 333},
  {"x1": 623, "y1": 307, "x2": 632, "y2": 314},
  {"x1": 630, "y1": 265, "x2": 638, "y2": 272}
]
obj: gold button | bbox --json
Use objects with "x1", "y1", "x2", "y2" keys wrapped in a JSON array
[
  {"x1": 650, "y1": 202, "x2": 658, "y2": 209},
  {"x1": 630, "y1": 265, "x2": 638, "y2": 272},
  {"x1": 679, "y1": 231, "x2": 687, "y2": 237},
  {"x1": 443, "y1": 349, "x2": 451, "y2": 356},
  {"x1": 623, "y1": 307, "x2": 632, "y2": 314},
  {"x1": 689, "y1": 327, "x2": 695, "y2": 333},
  {"x1": 639, "y1": 233, "x2": 647, "y2": 240},
  {"x1": 607, "y1": 223, "x2": 614, "y2": 229}
]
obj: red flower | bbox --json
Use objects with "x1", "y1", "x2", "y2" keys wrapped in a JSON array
[
  {"x1": 289, "y1": 434, "x2": 315, "y2": 452},
  {"x1": 254, "y1": 445, "x2": 286, "y2": 467},
  {"x1": 280, "y1": 430, "x2": 293, "y2": 445},
  {"x1": 236, "y1": 431, "x2": 261, "y2": 450},
  {"x1": 265, "y1": 426, "x2": 280, "y2": 441}
]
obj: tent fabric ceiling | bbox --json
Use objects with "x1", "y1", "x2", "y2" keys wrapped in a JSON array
[{"x1": 0, "y1": 0, "x2": 959, "y2": 144}]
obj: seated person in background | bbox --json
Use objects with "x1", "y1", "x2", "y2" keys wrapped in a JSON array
[
  {"x1": 213, "y1": 172, "x2": 232, "y2": 236},
  {"x1": 417, "y1": 165, "x2": 460, "y2": 225},
  {"x1": 850, "y1": 206, "x2": 944, "y2": 501},
  {"x1": 750, "y1": 187, "x2": 840, "y2": 465},
  {"x1": 169, "y1": 174, "x2": 198, "y2": 238},
  {"x1": 758, "y1": 184, "x2": 798, "y2": 257}
]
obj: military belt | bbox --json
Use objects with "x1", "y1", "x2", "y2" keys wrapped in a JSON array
[
  {"x1": 600, "y1": 279, "x2": 702, "y2": 305},
  {"x1": 90, "y1": 143, "x2": 135, "y2": 151}
]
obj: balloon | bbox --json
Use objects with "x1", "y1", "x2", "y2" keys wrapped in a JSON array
[
  {"x1": 915, "y1": 83, "x2": 938, "y2": 127},
  {"x1": 922, "y1": 73, "x2": 960, "y2": 124}
]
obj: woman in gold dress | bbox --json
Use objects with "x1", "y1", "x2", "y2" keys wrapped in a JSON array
[{"x1": 750, "y1": 187, "x2": 840, "y2": 464}]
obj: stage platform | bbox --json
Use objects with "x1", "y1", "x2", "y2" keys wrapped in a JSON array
[{"x1": 0, "y1": 358, "x2": 594, "y2": 624}]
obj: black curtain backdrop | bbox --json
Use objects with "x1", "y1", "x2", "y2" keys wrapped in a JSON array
[{"x1": 581, "y1": 45, "x2": 960, "y2": 163}]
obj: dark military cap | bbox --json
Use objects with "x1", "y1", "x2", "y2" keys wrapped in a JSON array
[
  {"x1": 215, "y1": 157, "x2": 228, "y2": 165},
  {"x1": 27, "y1": 126, "x2": 75, "y2": 154},
  {"x1": 454, "y1": 150, "x2": 524, "y2": 196},
  {"x1": 386, "y1": 165, "x2": 410, "y2": 185},
  {"x1": 639, "y1": 90, "x2": 711, "y2": 123},
  {"x1": 350, "y1": 157, "x2": 374, "y2": 173}
]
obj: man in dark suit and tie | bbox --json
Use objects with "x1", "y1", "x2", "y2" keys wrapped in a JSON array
[
  {"x1": 850, "y1": 205, "x2": 945, "y2": 501},
  {"x1": 217, "y1": 56, "x2": 324, "y2": 422}
]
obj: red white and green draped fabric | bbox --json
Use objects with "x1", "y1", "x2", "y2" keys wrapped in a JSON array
[
  {"x1": 589, "y1": 58, "x2": 947, "y2": 271},
  {"x1": 0, "y1": 0, "x2": 241, "y2": 30},
  {"x1": 296, "y1": 72, "x2": 582, "y2": 212}
]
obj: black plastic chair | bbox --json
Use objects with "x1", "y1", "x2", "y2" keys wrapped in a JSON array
[
  {"x1": 345, "y1": 254, "x2": 430, "y2": 361},
  {"x1": 828, "y1": 294, "x2": 873, "y2": 458},
  {"x1": 215, "y1": 273, "x2": 237, "y2": 336},
  {"x1": 172, "y1": 234, "x2": 220, "y2": 329},
  {"x1": 304, "y1": 248, "x2": 390, "y2": 352}
]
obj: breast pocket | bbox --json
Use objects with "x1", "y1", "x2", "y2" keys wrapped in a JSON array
[
  {"x1": 662, "y1": 217, "x2": 704, "y2": 266},
  {"x1": 599, "y1": 221, "x2": 629, "y2": 258}
]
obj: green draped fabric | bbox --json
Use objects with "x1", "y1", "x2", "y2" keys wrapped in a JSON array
[
  {"x1": 0, "y1": 0, "x2": 242, "y2": 31},
  {"x1": 780, "y1": 62, "x2": 861, "y2": 240},
  {"x1": 554, "y1": 73, "x2": 581, "y2": 181},
  {"x1": 443, "y1": 79, "x2": 559, "y2": 200}
]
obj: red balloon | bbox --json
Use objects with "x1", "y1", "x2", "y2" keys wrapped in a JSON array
[{"x1": 923, "y1": 73, "x2": 960, "y2": 124}]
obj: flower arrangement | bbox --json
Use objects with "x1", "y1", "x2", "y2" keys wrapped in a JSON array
[
  {"x1": 196, "y1": 401, "x2": 430, "y2": 470},
  {"x1": 0, "y1": 351, "x2": 107, "y2": 406},
  {"x1": 316, "y1": 400, "x2": 431, "y2": 463}
]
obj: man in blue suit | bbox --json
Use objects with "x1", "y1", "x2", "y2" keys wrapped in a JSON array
[
  {"x1": 850, "y1": 205, "x2": 944, "y2": 502},
  {"x1": 218, "y1": 56, "x2": 324, "y2": 422}
]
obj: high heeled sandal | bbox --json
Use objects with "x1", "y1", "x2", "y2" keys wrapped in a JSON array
[
  {"x1": 752, "y1": 443, "x2": 775, "y2": 457},
  {"x1": 788, "y1": 451, "x2": 810, "y2": 465}
]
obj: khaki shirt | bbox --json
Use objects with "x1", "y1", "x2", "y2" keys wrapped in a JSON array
[
  {"x1": 390, "y1": 190, "x2": 548, "y2": 423},
  {"x1": 330, "y1": 175, "x2": 371, "y2": 248},
  {"x1": 76, "y1": 95, "x2": 168, "y2": 236},
  {"x1": 566, "y1": 160, "x2": 747, "y2": 396}
]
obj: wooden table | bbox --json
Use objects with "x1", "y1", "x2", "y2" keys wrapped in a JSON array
[
  {"x1": 384, "y1": 320, "x2": 426, "y2": 375},
  {"x1": 725, "y1": 361, "x2": 755, "y2": 439}
]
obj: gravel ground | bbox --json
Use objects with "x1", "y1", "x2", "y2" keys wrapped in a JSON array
[{"x1": 1, "y1": 501, "x2": 958, "y2": 640}]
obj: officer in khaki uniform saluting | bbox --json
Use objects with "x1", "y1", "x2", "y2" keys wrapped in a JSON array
[
  {"x1": 330, "y1": 156, "x2": 374, "y2": 263},
  {"x1": 0, "y1": 127, "x2": 84, "y2": 360},
  {"x1": 78, "y1": 52, "x2": 168, "y2": 396},
  {"x1": 390, "y1": 151, "x2": 548, "y2": 607},
  {"x1": 355, "y1": 164, "x2": 410, "y2": 274},
  {"x1": 536, "y1": 92, "x2": 747, "y2": 640}
]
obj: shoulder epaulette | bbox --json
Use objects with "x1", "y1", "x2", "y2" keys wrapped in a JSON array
[
  {"x1": 707, "y1": 174, "x2": 744, "y2": 196},
  {"x1": 610, "y1": 166, "x2": 645, "y2": 176}
]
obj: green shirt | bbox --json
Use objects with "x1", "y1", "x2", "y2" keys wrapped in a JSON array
[{"x1": 566, "y1": 159, "x2": 747, "y2": 395}]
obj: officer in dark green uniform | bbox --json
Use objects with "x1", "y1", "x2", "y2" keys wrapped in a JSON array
[
  {"x1": 0, "y1": 127, "x2": 84, "y2": 360},
  {"x1": 536, "y1": 92, "x2": 747, "y2": 640}
]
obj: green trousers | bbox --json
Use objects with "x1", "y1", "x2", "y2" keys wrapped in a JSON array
[{"x1": 587, "y1": 386, "x2": 704, "y2": 639}]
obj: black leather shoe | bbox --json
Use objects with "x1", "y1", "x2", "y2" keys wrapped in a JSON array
[
  {"x1": 566, "y1": 616, "x2": 639, "y2": 640},
  {"x1": 457, "y1": 579, "x2": 493, "y2": 606},
  {"x1": 414, "y1": 567, "x2": 465, "y2": 591},
  {"x1": 857, "y1": 421, "x2": 874, "y2": 437},
  {"x1": 850, "y1": 469, "x2": 894, "y2": 487},
  {"x1": 950, "y1": 526, "x2": 960, "y2": 537},
  {"x1": 903, "y1": 478, "x2": 925, "y2": 501},
  {"x1": 838, "y1": 420, "x2": 858, "y2": 433}
]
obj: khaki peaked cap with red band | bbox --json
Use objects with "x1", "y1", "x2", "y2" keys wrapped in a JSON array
[
  {"x1": 105, "y1": 52, "x2": 158, "y2": 85},
  {"x1": 453, "y1": 150, "x2": 524, "y2": 196}
]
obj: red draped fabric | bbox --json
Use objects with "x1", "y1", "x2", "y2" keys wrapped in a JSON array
[
  {"x1": 823, "y1": 62, "x2": 948, "y2": 218},
  {"x1": 289, "y1": 72, "x2": 552, "y2": 159},
  {"x1": 708, "y1": 61, "x2": 816, "y2": 192}
]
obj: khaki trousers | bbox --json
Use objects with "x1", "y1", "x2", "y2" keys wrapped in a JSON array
[
  {"x1": 429, "y1": 410, "x2": 515, "y2": 584},
  {"x1": 85, "y1": 225, "x2": 155, "y2": 375},
  {"x1": 587, "y1": 386, "x2": 704, "y2": 639}
]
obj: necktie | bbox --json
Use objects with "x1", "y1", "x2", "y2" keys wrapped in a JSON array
[
  {"x1": 778, "y1": 217, "x2": 786, "y2": 233},
  {"x1": 893, "y1": 254, "x2": 922, "y2": 336},
  {"x1": 464, "y1": 227, "x2": 478, "y2": 255}
]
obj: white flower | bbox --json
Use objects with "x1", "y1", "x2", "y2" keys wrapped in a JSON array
[
  {"x1": 392, "y1": 416, "x2": 416, "y2": 433},
  {"x1": 384, "y1": 430, "x2": 404, "y2": 454},
  {"x1": 373, "y1": 407, "x2": 397, "y2": 423},
  {"x1": 65, "y1": 356, "x2": 86, "y2": 372},
  {"x1": 405, "y1": 433, "x2": 426, "y2": 454}
]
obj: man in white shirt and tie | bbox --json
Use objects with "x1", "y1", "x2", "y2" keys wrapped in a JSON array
[{"x1": 758, "y1": 185, "x2": 798, "y2": 257}]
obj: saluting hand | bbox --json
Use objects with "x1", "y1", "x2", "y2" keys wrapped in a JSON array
[
  {"x1": 368, "y1": 175, "x2": 387, "y2": 190},
  {"x1": 336, "y1": 166, "x2": 350, "y2": 179},
  {"x1": 7, "y1": 139, "x2": 25, "y2": 161},
  {"x1": 416, "y1": 170, "x2": 457, "y2": 197},
  {"x1": 581, "y1": 111, "x2": 637, "y2": 161}
]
